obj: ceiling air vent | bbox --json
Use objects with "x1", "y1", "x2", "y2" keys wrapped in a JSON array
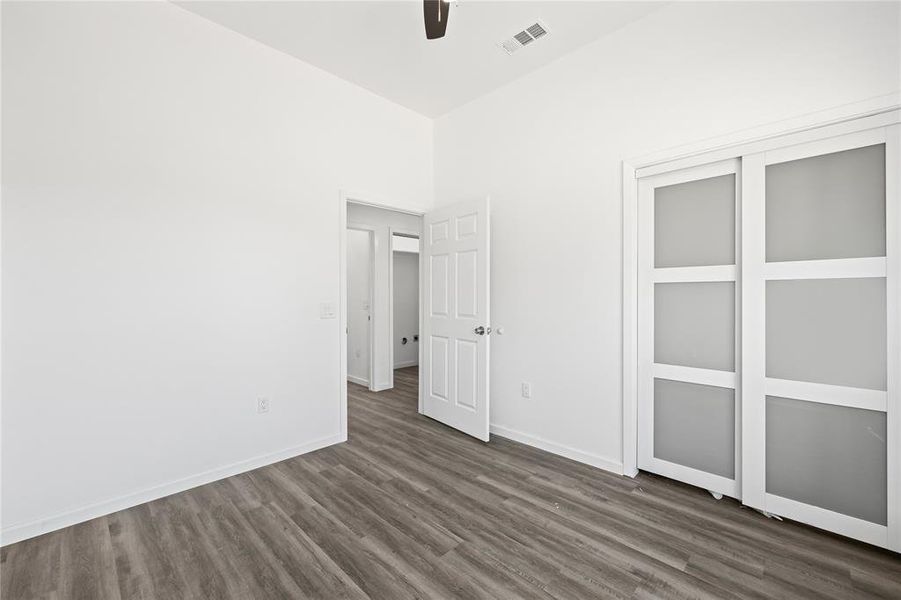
[{"x1": 499, "y1": 21, "x2": 550, "y2": 55}]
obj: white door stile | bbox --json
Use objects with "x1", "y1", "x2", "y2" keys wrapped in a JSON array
[
  {"x1": 733, "y1": 164, "x2": 743, "y2": 502},
  {"x1": 739, "y1": 152, "x2": 766, "y2": 512},
  {"x1": 885, "y1": 123, "x2": 900, "y2": 553}
]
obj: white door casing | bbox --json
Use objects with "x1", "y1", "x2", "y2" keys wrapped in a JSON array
[
  {"x1": 346, "y1": 227, "x2": 374, "y2": 388},
  {"x1": 421, "y1": 198, "x2": 490, "y2": 441}
]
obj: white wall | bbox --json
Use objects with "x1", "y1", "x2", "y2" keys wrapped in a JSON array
[
  {"x1": 393, "y1": 251, "x2": 419, "y2": 368},
  {"x1": 1, "y1": 1, "x2": 432, "y2": 543},
  {"x1": 434, "y1": 1, "x2": 901, "y2": 472},
  {"x1": 346, "y1": 229, "x2": 372, "y2": 385},
  {"x1": 346, "y1": 203, "x2": 422, "y2": 389}
]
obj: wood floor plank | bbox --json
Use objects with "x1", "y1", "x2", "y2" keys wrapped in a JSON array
[
  {"x1": 0, "y1": 530, "x2": 62, "y2": 600},
  {"x1": 2, "y1": 366, "x2": 899, "y2": 599}
]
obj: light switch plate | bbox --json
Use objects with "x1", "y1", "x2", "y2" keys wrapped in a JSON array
[{"x1": 319, "y1": 302, "x2": 337, "y2": 319}]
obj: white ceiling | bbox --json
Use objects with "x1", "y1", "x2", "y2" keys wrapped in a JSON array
[{"x1": 175, "y1": 1, "x2": 665, "y2": 117}]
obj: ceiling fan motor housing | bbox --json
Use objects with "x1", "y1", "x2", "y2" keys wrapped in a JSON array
[{"x1": 424, "y1": 0, "x2": 451, "y2": 40}]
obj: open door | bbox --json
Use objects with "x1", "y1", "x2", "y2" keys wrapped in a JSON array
[{"x1": 421, "y1": 198, "x2": 490, "y2": 441}]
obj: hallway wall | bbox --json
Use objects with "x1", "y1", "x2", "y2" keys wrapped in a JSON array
[
  {"x1": 346, "y1": 203, "x2": 422, "y2": 390},
  {"x1": 393, "y1": 250, "x2": 420, "y2": 369}
]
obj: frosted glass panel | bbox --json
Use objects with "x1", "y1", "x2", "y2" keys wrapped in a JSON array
[
  {"x1": 766, "y1": 396, "x2": 887, "y2": 525},
  {"x1": 655, "y1": 174, "x2": 735, "y2": 267},
  {"x1": 767, "y1": 278, "x2": 886, "y2": 390},
  {"x1": 655, "y1": 282, "x2": 734, "y2": 372},
  {"x1": 766, "y1": 144, "x2": 885, "y2": 262},
  {"x1": 654, "y1": 379, "x2": 735, "y2": 478}
]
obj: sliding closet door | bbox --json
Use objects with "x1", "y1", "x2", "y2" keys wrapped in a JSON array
[
  {"x1": 742, "y1": 125, "x2": 900, "y2": 550},
  {"x1": 637, "y1": 160, "x2": 741, "y2": 499}
]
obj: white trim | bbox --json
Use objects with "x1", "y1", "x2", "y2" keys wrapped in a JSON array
[
  {"x1": 633, "y1": 100, "x2": 900, "y2": 177},
  {"x1": 621, "y1": 162, "x2": 639, "y2": 477},
  {"x1": 764, "y1": 127, "x2": 887, "y2": 166},
  {"x1": 885, "y1": 123, "x2": 901, "y2": 552},
  {"x1": 339, "y1": 193, "x2": 349, "y2": 441},
  {"x1": 636, "y1": 177, "x2": 655, "y2": 475},
  {"x1": 417, "y1": 229, "x2": 426, "y2": 415},
  {"x1": 388, "y1": 226, "x2": 421, "y2": 391},
  {"x1": 764, "y1": 257, "x2": 886, "y2": 280},
  {"x1": 0, "y1": 433, "x2": 344, "y2": 547},
  {"x1": 765, "y1": 493, "x2": 887, "y2": 549},
  {"x1": 652, "y1": 363, "x2": 736, "y2": 389},
  {"x1": 641, "y1": 158, "x2": 739, "y2": 188},
  {"x1": 653, "y1": 265, "x2": 736, "y2": 283},
  {"x1": 490, "y1": 424, "x2": 623, "y2": 476},
  {"x1": 341, "y1": 189, "x2": 430, "y2": 217},
  {"x1": 346, "y1": 222, "x2": 377, "y2": 393},
  {"x1": 765, "y1": 378, "x2": 887, "y2": 412},
  {"x1": 346, "y1": 374, "x2": 370, "y2": 387},
  {"x1": 638, "y1": 109, "x2": 899, "y2": 178}
]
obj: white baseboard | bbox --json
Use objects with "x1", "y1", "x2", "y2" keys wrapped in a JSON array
[
  {"x1": 346, "y1": 374, "x2": 369, "y2": 387},
  {"x1": 489, "y1": 424, "x2": 623, "y2": 476},
  {"x1": 1, "y1": 432, "x2": 344, "y2": 547},
  {"x1": 394, "y1": 360, "x2": 418, "y2": 369}
]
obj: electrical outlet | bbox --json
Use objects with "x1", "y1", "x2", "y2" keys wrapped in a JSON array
[
  {"x1": 521, "y1": 382, "x2": 532, "y2": 399},
  {"x1": 257, "y1": 397, "x2": 270, "y2": 414}
]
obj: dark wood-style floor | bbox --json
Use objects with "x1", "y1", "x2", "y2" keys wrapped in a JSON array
[{"x1": 3, "y1": 366, "x2": 900, "y2": 599}]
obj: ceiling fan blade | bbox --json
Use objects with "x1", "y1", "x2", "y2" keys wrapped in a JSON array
[{"x1": 424, "y1": 0, "x2": 451, "y2": 40}]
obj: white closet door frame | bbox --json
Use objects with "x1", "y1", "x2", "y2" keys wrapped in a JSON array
[
  {"x1": 624, "y1": 107, "x2": 901, "y2": 481},
  {"x1": 742, "y1": 125, "x2": 900, "y2": 551},
  {"x1": 627, "y1": 108, "x2": 900, "y2": 551},
  {"x1": 637, "y1": 158, "x2": 742, "y2": 499}
]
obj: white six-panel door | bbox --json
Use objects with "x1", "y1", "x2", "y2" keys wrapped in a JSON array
[{"x1": 421, "y1": 198, "x2": 490, "y2": 441}]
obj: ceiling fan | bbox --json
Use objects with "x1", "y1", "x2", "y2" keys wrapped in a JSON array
[{"x1": 423, "y1": 0, "x2": 451, "y2": 40}]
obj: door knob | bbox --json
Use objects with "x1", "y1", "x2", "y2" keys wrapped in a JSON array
[{"x1": 474, "y1": 326, "x2": 491, "y2": 336}]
